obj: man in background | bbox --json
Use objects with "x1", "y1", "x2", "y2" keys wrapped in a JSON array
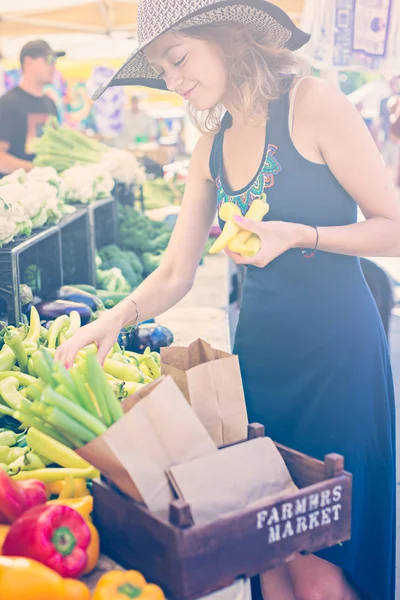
[
  {"x1": 0, "y1": 40, "x2": 65, "y2": 177},
  {"x1": 122, "y1": 92, "x2": 157, "y2": 146}
]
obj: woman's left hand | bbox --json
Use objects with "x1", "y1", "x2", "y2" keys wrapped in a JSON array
[{"x1": 225, "y1": 216, "x2": 310, "y2": 268}]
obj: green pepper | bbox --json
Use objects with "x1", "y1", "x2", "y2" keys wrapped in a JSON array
[
  {"x1": 7, "y1": 450, "x2": 47, "y2": 474},
  {"x1": 0, "y1": 377, "x2": 34, "y2": 414},
  {"x1": 0, "y1": 347, "x2": 17, "y2": 372},
  {"x1": 0, "y1": 431, "x2": 17, "y2": 447},
  {"x1": 3, "y1": 330, "x2": 28, "y2": 372},
  {"x1": 0, "y1": 446, "x2": 29, "y2": 465},
  {"x1": 48, "y1": 315, "x2": 70, "y2": 349},
  {"x1": 64, "y1": 311, "x2": 81, "y2": 340},
  {"x1": 0, "y1": 371, "x2": 36, "y2": 388},
  {"x1": 142, "y1": 356, "x2": 161, "y2": 379}
]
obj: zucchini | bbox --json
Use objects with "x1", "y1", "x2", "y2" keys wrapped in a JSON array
[{"x1": 69, "y1": 284, "x2": 98, "y2": 295}]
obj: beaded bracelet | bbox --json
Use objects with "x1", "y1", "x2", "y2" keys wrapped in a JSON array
[
  {"x1": 301, "y1": 226, "x2": 319, "y2": 259},
  {"x1": 123, "y1": 298, "x2": 140, "y2": 328}
]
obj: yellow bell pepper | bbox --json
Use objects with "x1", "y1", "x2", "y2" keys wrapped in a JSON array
[
  {"x1": 0, "y1": 556, "x2": 90, "y2": 600},
  {"x1": 47, "y1": 495, "x2": 94, "y2": 522},
  {"x1": 0, "y1": 525, "x2": 10, "y2": 555},
  {"x1": 46, "y1": 477, "x2": 90, "y2": 498},
  {"x1": 93, "y1": 571, "x2": 165, "y2": 600},
  {"x1": 229, "y1": 195, "x2": 270, "y2": 253}
]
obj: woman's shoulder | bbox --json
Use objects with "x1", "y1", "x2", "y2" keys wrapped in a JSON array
[{"x1": 290, "y1": 75, "x2": 351, "y2": 121}]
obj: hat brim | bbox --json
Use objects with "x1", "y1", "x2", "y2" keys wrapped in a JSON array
[
  {"x1": 93, "y1": 0, "x2": 310, "y2": 100},
  {"x1": 53, "y1": 50, "x2": 66, "y2": 58}
]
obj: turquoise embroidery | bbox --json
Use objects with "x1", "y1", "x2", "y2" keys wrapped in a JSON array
[{"x1": 216, "y1": 144, "x2": 282, "y2": 215}]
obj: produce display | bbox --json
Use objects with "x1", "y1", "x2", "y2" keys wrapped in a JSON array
[
  {"x1": 61, "y1": 165, "x2": 115, "y2": 205},
  {"x1": 0, "y1": 306, "x2": 162, "y2": 456},
  {"x1": 118, "y1": 205, "x2": 172, "y2": 273},
  {"x1": 33, "y1": 117, "x2": 146, "y2": 185},
  {"x1": 142, "y1": 178, "x2": 183, "y2": 209},
  {"x1": 0, "y1": 167, "x2": 66, "y2": 246},
  {"x1": 210, "y1": 194, "x2": 270, "y2": 256}
]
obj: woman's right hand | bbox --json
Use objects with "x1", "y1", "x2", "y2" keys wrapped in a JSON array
[{"x1": 55, "y1": 311, "x2": 124, "y2": 368}]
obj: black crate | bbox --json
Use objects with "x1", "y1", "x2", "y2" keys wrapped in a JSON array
[
  {"x1": 59, "y1": 208, "x2": 94, "y2": 286},
  {"x1": 88, "y1": 197, "x2": 118, "y2": 250},
  {"x1": 0, "y1": 227, "x2": 62, "y2": 325},
  {"x1": 87, "y1": 197, "x2": 118, "y2": 284}
]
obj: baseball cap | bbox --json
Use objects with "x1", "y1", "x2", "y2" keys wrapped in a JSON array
[{"x1": 20, "y1": 40, "x2": 66, "y2": 65}]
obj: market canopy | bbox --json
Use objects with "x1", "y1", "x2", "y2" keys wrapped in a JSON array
[
  {"x1": 0, "y1": 0, "x2": 139, "y2": 36},
  {"x1": 0, "y1": 0, "x2": 305, "y2": 37}
]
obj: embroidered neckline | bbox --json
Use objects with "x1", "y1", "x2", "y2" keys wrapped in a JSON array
[{"x1": 216, "y1": 144, "x2": 282, "y2": 215}]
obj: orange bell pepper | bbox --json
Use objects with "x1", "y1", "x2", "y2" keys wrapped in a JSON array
[
  {"x1": 92, "y1": 570, "x2": 165, "y2": 600},
  {"x1": 0, "y1": 526, "x2": 10, "y2": 554},
  {"x1": 0, "y1": 556, "x2": 90, "y2": 600},
  {"x1": 84, "y1": 520, "x2": 100, "y2": 575}
]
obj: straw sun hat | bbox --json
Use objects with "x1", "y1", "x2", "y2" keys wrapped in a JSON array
[{"x1": 93, "y1": 0, "x2": 310, "y2": 99}]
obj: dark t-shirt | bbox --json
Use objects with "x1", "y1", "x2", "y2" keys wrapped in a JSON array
[{"x1": 0, "y1": 86, "x2": 58, "y2": 176}]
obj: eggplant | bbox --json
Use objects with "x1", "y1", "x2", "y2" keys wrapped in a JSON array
[
  {"x1": 35, "y1": 300, "x2": 93, "y2": 325},
  {"x1": 54, "y1": 286, "x2": 104, "y2": 312},
  {"x1": 119, "y1": 323, "x2": 173, "y2": 353}
]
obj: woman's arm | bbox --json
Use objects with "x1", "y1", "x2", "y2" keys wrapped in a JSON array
[
  {"x1": 114, "y1": 134, "x2": 217, "y2": 327},
  {"x1": 56, "y1": 134, "x2": 217, "y2": 365},
  {"x1": 295, "y1": 78, "x2": 400, "y2": 257}
]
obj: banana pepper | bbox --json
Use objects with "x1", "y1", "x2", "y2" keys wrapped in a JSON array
[
  {"x1": 209, "y1": 203, "x2": 242, "y2": 254},
  {"x1": 0, "y1": 556, "x2": 90, "y2": 600},
  {"x1": 228, "y1": 194, "x2": 270, "y2": 253},
  {"x1": 93, "y1": 571, "x2": 165, "y2": 600}
]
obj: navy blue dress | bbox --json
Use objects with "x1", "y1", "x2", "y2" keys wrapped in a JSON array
[{"x1": 210, "y1": 89, "x2": 396, "y2": 600}]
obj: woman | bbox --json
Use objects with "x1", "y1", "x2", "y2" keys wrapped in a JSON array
[{"x1": 56, "y1": 1, "x2": 399, "y2": 598}]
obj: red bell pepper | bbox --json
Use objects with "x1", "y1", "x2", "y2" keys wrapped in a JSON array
[
  {"x1": 18, "y1": 480, "x2": 47, "y2": 511},
  {"x1": 0, "y1": 471, "x2": 47, "y2": 523},
  {"x1": 0, "y1": 471, "x2": 25, "y2": 523},
  {"x1": 3, "y1": 504, "x2": 91, "y2": 578}
]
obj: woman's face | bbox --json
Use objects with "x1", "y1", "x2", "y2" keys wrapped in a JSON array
[{"x1": 144, "y1": 32, "x2": 229, "y2": 111}]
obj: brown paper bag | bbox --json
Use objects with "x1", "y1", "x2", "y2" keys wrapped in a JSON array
[
  {"x1": 77, "y1": 375, "x2": 217, "y2": 520},
  {"x1": 168, "y1": 437, "x2": 297, "y2": 525},
  {"x1": 161, "y1": 339, "x2": 248, "y2": 446}
]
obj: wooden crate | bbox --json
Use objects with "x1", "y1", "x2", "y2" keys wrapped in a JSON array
[{"x1": 93, "y1": 424, "x2": 352, "y2": 600}]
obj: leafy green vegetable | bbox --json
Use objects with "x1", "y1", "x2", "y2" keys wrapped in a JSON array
[
  {"x1": 96, "y1": 267, "x2": 131, "y2": 294},
  {"x1": 118, "y1": 205, "x2": 172, "y2": 255},
  {"x1": 98, "y1": 245, "x2": 143, "y2": 288}
]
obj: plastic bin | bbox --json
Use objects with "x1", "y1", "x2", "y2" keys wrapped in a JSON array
[
  {"x1": 59, "y1": 208, "x2": 94, "y2": 286},
  {"x1": 87, "y1": 197, "x2": 118, "y2": 284},
  {"x1": 0, "y1": 226, "x2": 62, "y2": 325}
]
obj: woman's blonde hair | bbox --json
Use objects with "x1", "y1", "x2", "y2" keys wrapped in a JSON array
[{"x1": 182, "y1": 22, "x2": 308, "y2": 133}]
